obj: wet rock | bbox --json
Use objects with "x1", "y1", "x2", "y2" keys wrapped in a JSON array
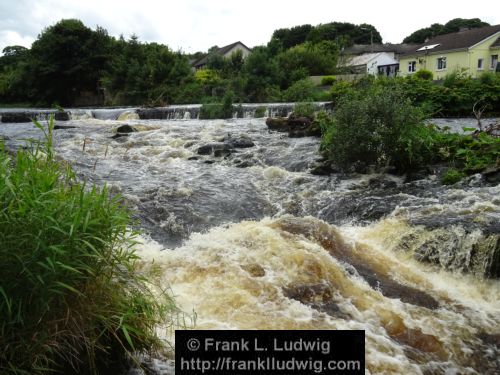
[
  {"x1": 111, "y1": 133, "x2": 130, "y2": 139},
  {"x1": 284, "y1": 282, "x2": 347, "y2": 318},
  {"x1": 116, "y1": 124, "x2": 136, "y2": 133},
  {"x1": 482, "y1": 166, "x2": 500, "y2": 184},
  {"x1": 197, "y1": 143, "x2": 232, "y2": 156},
  {"x1": 1, "y1": 112, "x2": 32, "y2": 123},
  {"x1": 265, "y1": 117, "x2": 289, "y2": 132},
  {"x1": 203, "y1": 160, "x2": 215, "y2": 164},
  {"x1": 241, "y1": 263, "x2": 265, "y2": 277},
  {"x1": 288, "y1": 116, "x2": 312, "y2": 127},
  {"x1": 414, "y1": 231, "x2": 460, "y2": 266},
  {"x1": 223, "y1": 134, "x2": 255, "y2": 148},
  {"x1": 53, "y1": 125, "x2": 77, "y2": 130},
  {"x1": 284, "y1": 283, "x2": 333, "y2": 304},
  {"x1": 310, "y1": 162, "x2": 338, "y2": 175},
  {"x1": 187, "y1": 156, "x2": 199, "y2": 161},
  {"x1": 213, "y1": 148, "x2": 231, "y2": 157},
  {"x1": 54, "y1": 112, "x2": 70, "y2": 121},
  {"x1": 235, "y1": 161, "x2": 253, "y2": 168}
]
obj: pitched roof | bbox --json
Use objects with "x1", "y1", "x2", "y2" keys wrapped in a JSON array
[
  {"x1": 342, "y1": 43, "x2": 418, "y2": 55},
  {"x1": 401, "y1": 24, "x2": 500, "y2": 57},
  {"x1": 491, "y1": 36, "x2": 500, "y2": 48},
  {"x1": 344, "y1": 52, "x2": 398, "y2": 67},
  {"x1": 191, "y1": 41, "x2": 251, "y2": 67}
]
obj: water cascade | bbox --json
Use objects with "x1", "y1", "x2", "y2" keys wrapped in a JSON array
[{"x1": 0, "y1": 113, "x2": 498, "y2": 374}]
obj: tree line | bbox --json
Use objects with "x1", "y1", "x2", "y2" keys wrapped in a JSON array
[
  {"x1": 0, "y1": 17, "x2": 492, "y2": 107},
  {"x1": 0, "y1": 19, "x2": 380, "y2": 106}
]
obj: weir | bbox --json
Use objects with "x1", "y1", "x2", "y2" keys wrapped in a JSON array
[{"x1": 0, "y1": 102, "x2": 333, "y2": 123}]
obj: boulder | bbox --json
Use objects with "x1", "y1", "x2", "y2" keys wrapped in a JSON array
[
  {"x1": 223, "y1": 134, "x2": 255, "y2": 148},
  {"x1": 53, "y1": 125, "x2": 77, "y2": 130},
  {"x1": 115, "y1": 124, "x2": 136, "y2": 133},
  {"x1": 197, "y1": 143, "x2": 232, "y2": 156},
  {"x1": 265, "y1": 117, "x2": 289, "y2": 132},
  {"x1": 482, "y1": 166, "x2": 500, "y2": 184}
]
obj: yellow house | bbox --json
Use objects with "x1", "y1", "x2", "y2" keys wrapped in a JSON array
[{"x1": 399, "y1": 25, "x2": 500, "y2": 79}]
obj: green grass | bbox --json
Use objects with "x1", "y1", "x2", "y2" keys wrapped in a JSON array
[{"x1": 0, "y1": 116, "x2": 180, "y2": 374}]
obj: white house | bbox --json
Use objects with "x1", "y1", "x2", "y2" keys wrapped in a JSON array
[{"x1": 340, "y1": 52, "x2": 399, "y2": 76}]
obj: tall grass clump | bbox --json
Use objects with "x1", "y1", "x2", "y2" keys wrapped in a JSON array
[{"x1": 0, "y1": 116, "x2": 179, "y2": 374}]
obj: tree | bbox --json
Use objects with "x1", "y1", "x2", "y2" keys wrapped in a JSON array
[
  {"x1": 270, "y1": 24, "x2": 312, "y2": 50},
  {"x1": 403, "y1": 18, "x2": 490, "y2": 43},
  {"x1": 27, "y1": 19, "x2": 113, "y2": 105}
]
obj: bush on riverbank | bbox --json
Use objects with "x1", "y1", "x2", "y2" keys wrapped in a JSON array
[
  {"x1": 320, "y1": 86, "x2": 500, "y2": 178},
  {"x1": 0, "y1": 117, "x2": 178, "y2": 374},
  {"x1": 320, "y1": 87, "x2": 432, "y2": 172}
]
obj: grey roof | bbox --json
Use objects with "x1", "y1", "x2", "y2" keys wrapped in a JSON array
[
  {"x1": 491, "y1": 36, "x2": 500, "y2": 48},
  {"x1": 342, "y1": 43, "x2": 418, "y2": 55},
  {"x1": 401, "y1": 24, "x2": 500, "y2": 57},
  {"x1": 191, "y1": 41, "x2": 252, "y2": 67}
]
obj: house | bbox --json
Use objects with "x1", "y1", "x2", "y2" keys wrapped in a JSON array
[
  {"x1": 339, "y1": 52, "x2": 399, "y2": 76},
  {"x1": 342, "y1": 43, "x2": 418, "y2": 60},
  {"x1": 191, "y1": 41, "x2": 252, "y2": 70},
  {"x1": 398, "y1": 24, "x2": 500, "y2": 79}
]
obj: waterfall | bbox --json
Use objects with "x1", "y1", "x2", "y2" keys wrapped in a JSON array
[{"x1": 0, "y1": 102, "x2": 333, "y2": 123}]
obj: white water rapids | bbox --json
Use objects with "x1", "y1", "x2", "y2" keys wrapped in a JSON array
[{"x1": 0, "y1": 114, "x2": 499, "y2": 374}]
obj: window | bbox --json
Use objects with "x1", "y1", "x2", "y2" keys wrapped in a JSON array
[
  {"x1": 477, "y1": 58, "x2": 484, "y2": 70},
  {"x1": 491, "y1": 55, "x2": 498, "y2": 70},
  {"x1": 437, "y1": 57, "x2": 447, "y2": 70},
  {"x1": 408, "y1": 61, "x2": 416, "y2": 73}
]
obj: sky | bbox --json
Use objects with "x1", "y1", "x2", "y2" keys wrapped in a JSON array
[{"x1": 0, "y1": 0, "x2": 499, "y2": 54}]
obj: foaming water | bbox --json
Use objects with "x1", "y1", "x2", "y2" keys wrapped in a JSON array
[
  {"x1": 138, "y1": 216, "x2": 500, "y2": 374},
  {"x1": 0, "y1": 116, "x2": 499, "y2": 373}
]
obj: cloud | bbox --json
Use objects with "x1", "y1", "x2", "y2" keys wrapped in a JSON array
[{"x1": 0, "y1": 0, "x2": 498, "y2": 54}]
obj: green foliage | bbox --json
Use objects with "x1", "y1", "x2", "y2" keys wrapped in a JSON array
[
  {"x1": 442, "y1": 168, "x2": 467, "y2": 185},
  {"x1": 277, "y1": 41, "x2": 338, "y2": 77},
  {"x1": 321, "y1": 76, "x2": 336, "y2": 85},
  {"x1": 320, "y1": 87, "x2": 430, "y2": 172},
  {"x1": 432, "y1": 130, "x2": 500, "y2": 173},
  {"x1": 254, "y1": 106, "x2": 267, "y2": 118},
  {"x1": 329, "y1": 80, "x2": 355, "y2": 105},
  {"x1": 283, "y1": 79, "x2": 316, "y2": 102},
  {"x1": 293, "y1": 102, "x2": 316, "y2": 118},
  {"x1": 414, "y1": 69, "x2": 433, "y2": 80},
  {"x1": 195, "y1": 69, "x2": 220, "y2": 84},
  {"x1": 199, "y1": 92, "x2": 234, "y2": 119},
  {"x1": 0, "y1": 117, "x2": 180, "y2": 374},
  {"x1": 403, "y1": 18, "x2": 490, "y2": 43}
]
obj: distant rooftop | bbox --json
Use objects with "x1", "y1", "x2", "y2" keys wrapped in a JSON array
[
  {"x1": 191, "y1": 41, "x2": 252, "y2": 67},
  {"x1": 401, "y1": 24, "x2": 500, "y2": 57},
  {"x1": 342, "y1": 43, "x2": 418, "y2": 55}
]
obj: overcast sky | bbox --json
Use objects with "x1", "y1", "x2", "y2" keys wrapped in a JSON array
[{"x1": 1, "y1": 0, "x2": 499, "y2": 54}]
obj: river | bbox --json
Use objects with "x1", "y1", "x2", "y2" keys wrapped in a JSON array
[{"x1": 0, "y1": 108, "x2": 499, "y2": 374}]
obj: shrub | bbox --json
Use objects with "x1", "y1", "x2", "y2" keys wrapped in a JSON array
[
  {"x1": 329, "y1": 80, "x2": 355, "y2": 105},
  {"x1": 199, "y1": 92, "x2": 234, "y2": 119},
  {"x1": 442, "y1": 168, "x2": 466, "y2": 185},
  {"x1": 283, "y1": 79, "x2": 316, "y2": 102},
  {"x1": 321, "y1": 75, "x2": 336, "y2": 85},
  {"x1": 0, "y1": 117, "x2": 180, "y2": 374},
  {"x1": 292, "y1": 102, "x2": 316, "y2": 118},
  {"x1": 254, "y1": 106, "x2": 267, "y2": 118},
  {"x1": 414, "y1": 69, "x2": 433, "y2": 80},
  {"x1": 320, "y1": 86, "x2": 431, "y2": 172}
]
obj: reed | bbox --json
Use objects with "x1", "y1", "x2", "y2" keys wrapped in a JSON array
[{"x1": 0, "y1": 116, "x2": 178, "y2": 374}]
